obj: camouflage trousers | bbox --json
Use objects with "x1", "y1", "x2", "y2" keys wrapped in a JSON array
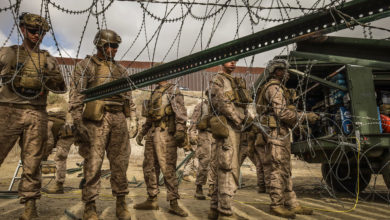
[
  {"x1": 195, "y1": 130, "x2": 214, "y2": 186},
  {"x1": 268, "y1": 127, "x2": 298, "y2": 209},
  {"x1": 210, "y1": 123, "x2": 241, "y2": 215},
  {"x1": 54, "y1": 137, "x2": 74, "y2": 184},
  {"x1": 80, "y1": 112, "x2": 130, "y2": 202},
  {"x1": 255, "y1": 144, "x2": 271, "y2": 191},
  {"x1": 0, "y1": 105, "x2": 47, "y2": 203},
  {"x1": 143, "y1": 126, "x2": 180, "y2": 201},
  {"x1": 239, "y1": 143, "x2": 267, "y2": 190},
  {"x1": 43, "y1": 120, "x2": 55, "y2": 161},
  {"x1": 208, "y1": 138, "x2": 217, "y2": 186},
  {"x1": 183, "y1": 149, "x2": 198, "y2": 177}
]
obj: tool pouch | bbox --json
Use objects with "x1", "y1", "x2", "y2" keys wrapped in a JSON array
[{"x1": 82, "y1": 100, "x2": 105, "y2": 121}]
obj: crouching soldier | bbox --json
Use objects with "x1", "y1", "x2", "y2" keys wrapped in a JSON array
[{"x1": 188, "y1": 100, "x2": 216, "y2": 200}]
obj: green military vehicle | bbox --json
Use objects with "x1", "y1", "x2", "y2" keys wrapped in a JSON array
[{"x1": 284, "y1": 36, "x2": 390, "y2": 193}]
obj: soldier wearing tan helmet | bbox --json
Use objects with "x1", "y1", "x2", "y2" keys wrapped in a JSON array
[
  {"x1": 134, "y1": 79, "x2": 189, "y2": 217},
  {"x1": 188, "y1": 99, "x2": 216, "y2": 200},
  {"x1": 207, "y1": 60, "x2": 252, "y2": 219},
  {"x1": 255, "y1": 59, "x2": 319, "y2": 218},
  {"x1": 0, "y1": 12, "x2": 65, "y2": 220},
  {"x1": 69, "y1": 29, "x2": 138, "y2": 220}
]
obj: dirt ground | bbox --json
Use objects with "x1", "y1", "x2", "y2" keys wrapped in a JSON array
[
  {"x1": 1, "y1": 90, "x2": 390, "y2": 219},
  {"x1": 1, "y1": 142, "x2": 390, "y2": 220}
]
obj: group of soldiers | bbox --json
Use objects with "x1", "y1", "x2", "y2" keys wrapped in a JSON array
[{"x1": 0, "y1": 12, "x2": 321, "y2": 220}]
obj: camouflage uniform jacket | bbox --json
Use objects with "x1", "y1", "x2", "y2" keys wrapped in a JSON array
[
  {"x1": 261, "y1": 78, "x2": 302, "y2": 128},
  {"x1": 209, "y1": 71, "x2": 246, "y2": 127},
  {"x1": 69, "y1": 55, "x2": 136, "y2": 122},
  {"x1": 140, "y1": 83, "x2": 187, "y2": 136},
  {"x1": 0, "y1": 45, "x2": 65, "y2": 106}
]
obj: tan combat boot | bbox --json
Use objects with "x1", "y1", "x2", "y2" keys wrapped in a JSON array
[
  {"x1": 290, "y1": 205, "x2": 314, "y2": 215},
  {"x1": 116, "y1": 196, "x2": 131, "y2": 220},
  {"x1": 270, "y1": 206, "x2": 296, "y2": 219},
  {"x1": 168, "y1": 199, "x2": 188, "y2": 217},
  {"x1": 194, "y1": 185, "x2": 206, "y2": 200},
  {"x1": 257, "y1": 187, "x2": 266, "y2": 194},
  {"x1": 45, "y1": 182, "x2": 64, "y2": 194},
  {"x1": 218, "y1": 213, "x2": 237, "y2": 220},
  {"x1": 207, "y1": 208, "x2": 219, "y2": 219},
  {"x1": 83, "y1": 201, "x2": 98, "y2": 220},
  {"x1": 133, "y1": 196, "x2": 159, "y2": 210},
  {"x1": 182, "y1": 175, "x2": 191, "y2": 182},
  {"x1": 19, "y1": 199, "x2": 38, "y2": 220}
]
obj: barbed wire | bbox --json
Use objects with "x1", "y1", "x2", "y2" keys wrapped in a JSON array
[{"x1": 0, "y1": 1, "x2": 390, "y2": 210}]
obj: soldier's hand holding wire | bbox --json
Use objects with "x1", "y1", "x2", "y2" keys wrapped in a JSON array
[{"x1": 306, "y1": 112, "x2": 320, "y2": 124}]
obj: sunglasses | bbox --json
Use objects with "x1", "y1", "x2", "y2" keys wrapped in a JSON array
[
  {"x1": 104, "y1": 43, "x2": 119, "y2": 49},
  {"x1": 26, "y1": 28, "x2": 45, "y2": 35}
]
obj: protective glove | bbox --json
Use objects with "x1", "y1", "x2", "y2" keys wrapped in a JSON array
[
  {"x1": 189, "y1": 135, "x2": 198, "y2": 145},
  {"x1": 74, "y1": 122, "x2": 90, "y2": 144},
  {"x1": 128, "y1": 118, "x2": 138, "y2": 139},
  {"x1": 306, "y1": 112, "x2": 320, "y2": 124},
  {"x1": 136, "y1": 134, "x2": 144, "y2": 146},
  {"x1": 287, "y1": 105, "x2": 296, "y2": 111},
  {"x1": 183, "y1": 143, "x2": 193, "y2": 152},
  {"x1": 174, "y1": 130, "x2": 187, "y2": 147}
]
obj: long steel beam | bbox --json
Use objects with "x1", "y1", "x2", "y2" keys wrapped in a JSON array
[
  {"x1": 295, "y1": 36, "x2": 390, "y2": 65},
  {"x1": 82, "y1": 0, "x2": 390, "y2": 102},
  {"x1": 288, "y1": 68, "x2": 348, "y2": 91},
  {"x1": 290, "y1": 51, "x2": 390, "y2": 69}
]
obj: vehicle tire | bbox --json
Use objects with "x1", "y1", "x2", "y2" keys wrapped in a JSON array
[{"x1": 321, "y1": 162, "x2": 371, "y2": 193}]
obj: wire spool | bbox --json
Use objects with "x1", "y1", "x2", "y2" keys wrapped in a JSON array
[{"x1": 381, "y1": 114, "x2": 390, "y2": 133}]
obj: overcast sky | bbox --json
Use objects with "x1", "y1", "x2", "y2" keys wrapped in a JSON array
[{"x1": 0, "y1": 0, "x2": 389, "y2": 68}]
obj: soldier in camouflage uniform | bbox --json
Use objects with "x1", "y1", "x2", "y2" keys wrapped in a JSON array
[
  {"x1": 208, "y1": 60, "x2": 252, "y2": 219},
  {"x1": 238, "y1": 129, "x2": 268, "y2": 193},
  {"x1": 134, "y1": 80, "x2": 188, "y2": 217},
  {"x1": 45, "y1": 111, "x2": 76, "y2": 194},
  {"x1": 188, "y1": 100, "x2": 216, "y2": 200},
  {"x1": 42, "y1": 110, "x2": 67, "y2": 161},
  {"x1": 69, "y1": 29, "x2": 138, "y2": 220},
  {"x1": 0, "y1": 13, "x2": 65, "y2": 220},
  {"x1": 256, "y1": 59, "x2": 319, "y2": 218}
]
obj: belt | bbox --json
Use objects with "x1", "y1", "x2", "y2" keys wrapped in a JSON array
[
  {"x1": 0, "y1": 102, "x2": 46, "y2": 111},
  {"x1": 104, "y1": 105, "x2": 123, "y2": 113}
]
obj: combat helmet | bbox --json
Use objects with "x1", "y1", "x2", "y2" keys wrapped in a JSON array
[
  {"x1": 263, "y1": 59, "x2": 289, "y2": 79},
  {"x1": 93, "y1": 29, "x2": 122, "y2": 48},
  {"x1": 19, "y1": 12, "x2": 49, "y2": 32}
]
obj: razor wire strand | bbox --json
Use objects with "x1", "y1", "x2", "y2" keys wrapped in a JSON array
[{"x1": 1, "y1": 0, "x2": 390, "y2": 207}]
